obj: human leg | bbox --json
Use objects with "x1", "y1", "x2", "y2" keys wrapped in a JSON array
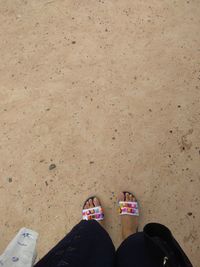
[
  {"x1": 115, "y1": 193, "x2": 193, "y2": 267},
  {"x1": 35, "y1": 197, "x2": 115, "y2": 267}
]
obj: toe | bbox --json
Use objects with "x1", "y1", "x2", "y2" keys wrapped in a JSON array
[
  {"x1": 125, "y1": 192, "x2": 130, "y2": 201},
  {"x1": 84, "y1": 201, "x2": 90, "y2": 209},
  {"x1": 89, "y1": 198, "x2": 94, "y2": 208},
  {"x1": 93, "y1": 197, "x2": 100, "y2": 207},
  {"x1": 129, "y1": 193, "x2": 133, "y2": 201},
  {"x1": 132, "y1": 195, "x2": 136, "y2": 202}
]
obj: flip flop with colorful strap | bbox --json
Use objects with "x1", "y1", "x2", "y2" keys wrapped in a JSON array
[
  {"x1": 82, "y1": 196, "x2": 104, "y2": 221},
  {"x1": 119, "y1": 191, "x2": 139, "y2": 216}
]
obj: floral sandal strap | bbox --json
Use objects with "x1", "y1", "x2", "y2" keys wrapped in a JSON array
[
  {"x1": 119, "y1": 201, "x2": 139, "y2": 216},
  {"x1": 82, "y1": 206, "x2": 104, "y2": 221}
]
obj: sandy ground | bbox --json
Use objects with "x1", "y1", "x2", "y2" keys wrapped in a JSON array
[{"x1": 0, "y1": 0, "x2": 200, "y2": 265}]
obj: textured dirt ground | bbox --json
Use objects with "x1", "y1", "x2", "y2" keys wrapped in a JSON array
[{"x1": 0, "y1": 0, "x2": 200, "y2": 266}]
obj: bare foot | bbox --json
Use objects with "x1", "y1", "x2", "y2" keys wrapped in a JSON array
[
  {"x1": 119, "y1": 192, "x2": 139, "y2": 240},
  {"x1": 83, "y1": 197, "x2": 104, "y2": 226}
]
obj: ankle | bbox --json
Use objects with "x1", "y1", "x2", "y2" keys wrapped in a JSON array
[{"x1": 122, "y1": 229, "x2": 133, "y2": 240}]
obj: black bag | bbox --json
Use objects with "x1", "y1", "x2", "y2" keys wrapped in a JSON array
[{"x1": 143, "y1": 223, "x2": 193, "y2": 267}]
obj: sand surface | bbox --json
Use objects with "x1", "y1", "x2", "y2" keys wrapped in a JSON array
[{"x1": 0, "y1": 0, "x2": 200, "y2": 265}]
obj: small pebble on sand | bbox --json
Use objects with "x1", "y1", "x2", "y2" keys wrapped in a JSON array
[{"x1": 49, "y1": 164, "x2": 56, "y2": 170}]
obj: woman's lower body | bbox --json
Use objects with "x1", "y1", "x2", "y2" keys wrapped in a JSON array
[
  {"x1": 34, "y1": 193, "x2": 192, "y2": 267},
  {"x1": 34, "y1": 220, "x2": 155, "y2": 267},
  {"x1": 34, "y1": 192, "x2": 139, "y2": 267}
]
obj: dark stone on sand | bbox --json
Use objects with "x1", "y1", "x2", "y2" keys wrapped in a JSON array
[
  {"x1": 8, "y1": 177, "x2": 12, "y2": 183},
  {"x1": 49, "y1": 164, "x2": 56, "y2": 170}
]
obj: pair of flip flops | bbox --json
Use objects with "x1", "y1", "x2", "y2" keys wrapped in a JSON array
[{"x1": 82, "y1": 192, "x2": 139, "y2": 221}]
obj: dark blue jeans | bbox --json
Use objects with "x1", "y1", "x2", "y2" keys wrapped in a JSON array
[
  {"x1": 34, "y1": 220, "x2": 115, "y2": 267},
  {"x1": 34, "y1": 221, "x2": 192, "y2": 267}
]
